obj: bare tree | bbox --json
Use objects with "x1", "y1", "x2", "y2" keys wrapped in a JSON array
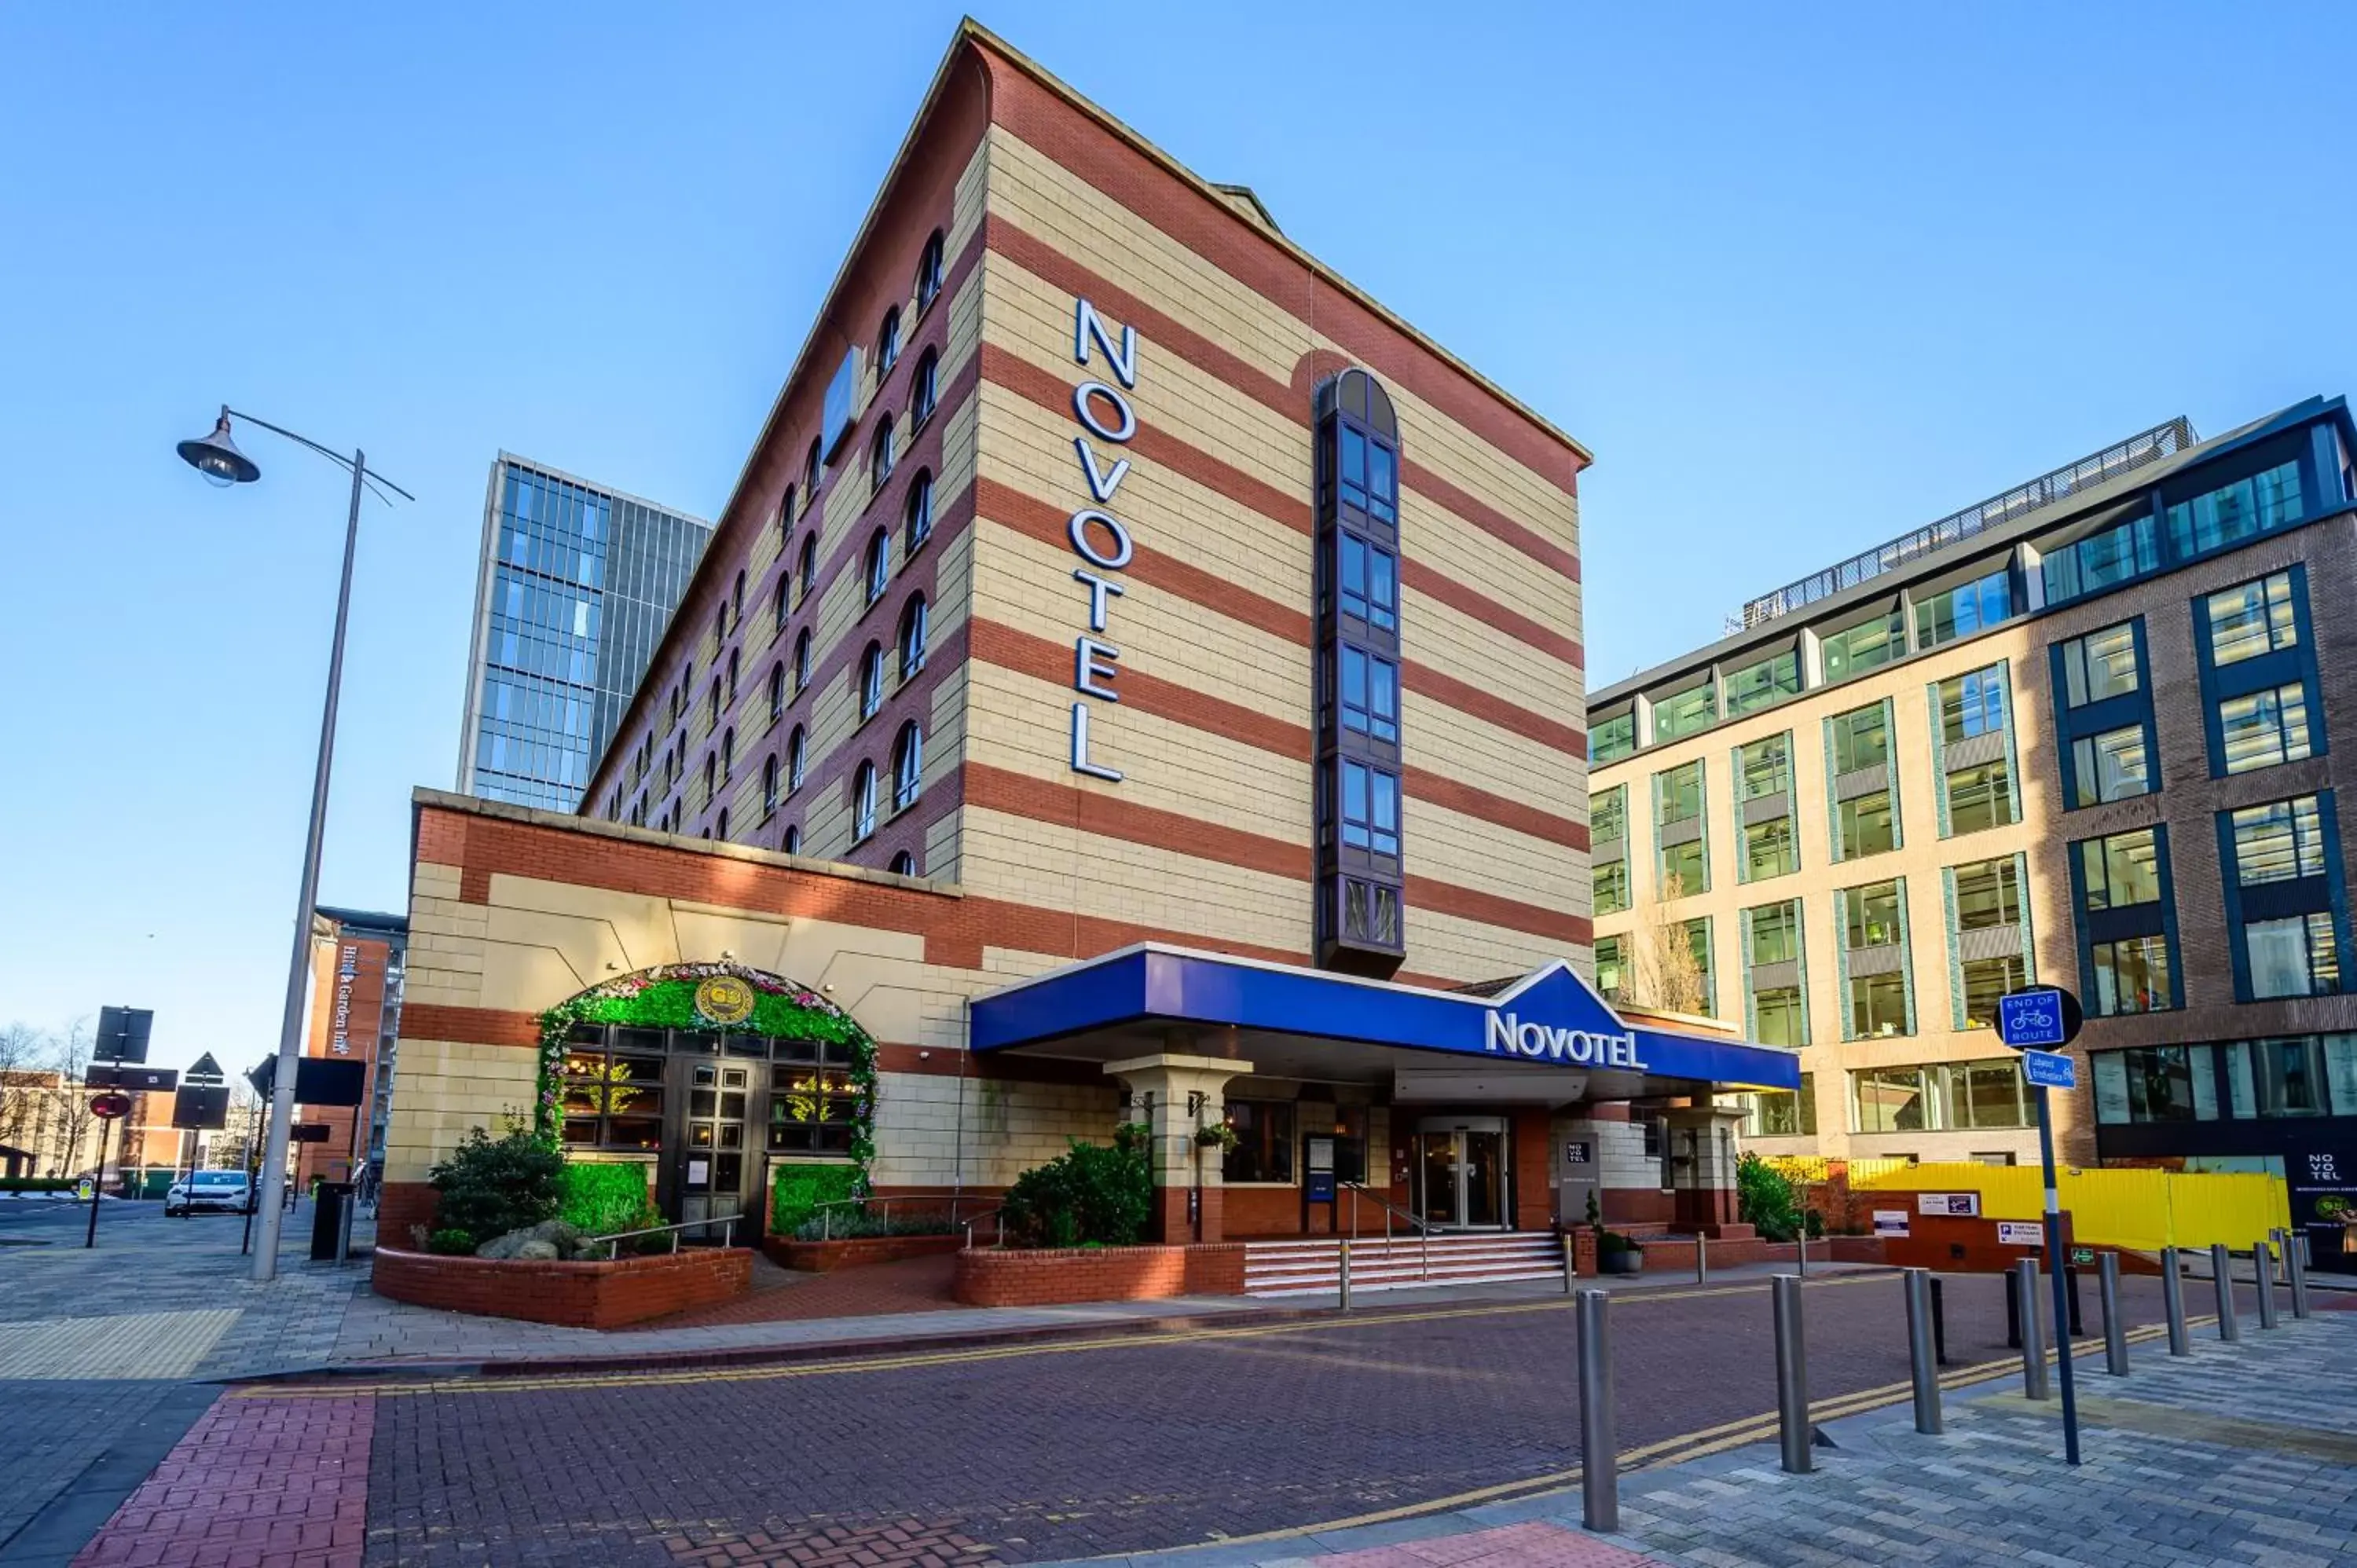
[
  {"x1": 44, "y1": 1019, "x2": 97, "y2": 1178},
  {"x1": 1625, "y1": 873, "x2": 1708, "y2": 1017},
  {"x1": 0, "y1": 1022, "x2": 45, "y2": 1152}
]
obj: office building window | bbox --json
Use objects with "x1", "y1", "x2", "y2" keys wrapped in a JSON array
[
  {"x1": 2071, "y1": 728, "x2": 2150, "y2": 806},
  {"x1": 870, "y1": 418, "x2": 896, "y2": 489},
  {"x1": 1594, "y1": 935, "x2": 1624, "y2": 1000},
  {"x1": 1951, "y1": 855, "x2": 2026, "y2": 1031},
  {"x1": 2217, "y1": 782, "x2": 2344, "y2": 1001},
  {"x1": 2206, "y1": 572, "x2": 2300, "y2": 666},
  {"x1": 1830, "y1": 702, "x2": 1889, "y2": 772},
  {"x1": 1339, "y1": 760, "x2": 1402, "y2": 863},
  {"x1": 1340, "y1": 645, "x2": 1401, "y2": 744},
  {"x1": 1339, "y1": 533, "x2": 1398, "y2": 632},
  {"x1": 1222, "y1": 1099, "x2": 1295, "y2": 1183},
  {"x1": 1821, "y1": 609, "x2": 1904, "y2": 683},
  {"x1": 1946, "y1": 762, "x2": 2014, "y2": 833},
  {"x1": 1737, "y1": 1076, "x2": 1816, "y2": 1137},
  {"x1": 2093, "y1": 1045, "x2": 2219, "y2": 1125},
  {"x1": 2054, "y1": 618, "x2": 2157, "y2": 810},
  {"x1": 1655, "y1": 760, "x2": 1706, "y2": 895},
  {"x1": 1841, "y1": 877, "x2": 1909, "y2": 1039},
  {"x1": 1852, "y1": 1066, "x2": 1927, "y2": 1133},
  {"x1": 852, "y1": 761, "x2": 878, "y2": 843},
  {"x1": 2218, "y1": 686, "x2": 2314, "y2": 773},
  {"x1": 2227, "y1": 1037, "x2": 2330, "y2": 1118},
  {"x1": 1743, "y1": 899, "x2": 1804, "y2": 1048},
  {"x1": 2198, "y1": 566, "x2": 2322, "y2": 779},
  {"x1": 1937, "y1": 666, "x2": 2007, "y2": 743},
  {"x1": 905, "y1": 470, "x2": 933, "y2": 553},
  {"x1": 1743, "y1": 818, "x2": 1798, "y2": 882},
  {"x1": 2165, "y1": 461, "x2": 2303, "y2": 559},
  {"x1": 1595, "y1": 859, "x2": 1629, "y2": 917},
  {"x1": 1842, "y1": 880, "x2": 1902, "y2": 949},
  {"x1": 1593, "y1": 783, "x2": 1628, "y2": 916},
  {"x1": 1915, "y1": 568, "x2": 2012, "y2": 650},
  {"x1": 1953, "y1": 856, "x2": 2022, "y2": 929},
  {"x1": 1684, "y1": 916, "x2": 1714, "y2": 1017},
  {"x1": 1739, "y1": 733, "x2": 1792, "y2": 797},
  {"x1": 2060, "y1": 621, "x2": 2141, "y2": 708},
  {"x1": 893, "y1": 721, "x2": 923, "y2": 811},
  {"x1": 1737, "y1": 731, "x2": 1798, "y2": 882},
  {"x1": 1725, "y1": 649, "x2": 1800, "y2": 716},
  {"x1": 2245, "y1": 914, "x2": 2340, "y2": 998},
  {"x1": 1835, "y1": 791, "x2": 1897, "y2": 860},
  {"x1": 1593, "y1": 712, "x2": 1635, "y2": 764},
  {"x1": 1959, "y1": 954, "x2": 2025, "y2": 1030},
  {"x1": 1653, "y1": 679, "x2": 1716, "y2": 740},
  {"x1": 1852, "y1": 1061, "x2": 2028, "y2": 1134},
  {"x1": 2040, "y1": 515, "x2": 2158, "y2": 605},
  {"x1": 1593, "y1": 784, "x2": 1626, "y2": 846},
  {"x1": 2074, "y1": 826, "x2": 2175, "y2": 1015}
]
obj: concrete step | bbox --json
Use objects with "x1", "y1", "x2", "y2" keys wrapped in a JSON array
[{"x1": 1241, "y1": 1231, "x2": 1565, "y2": 1297}]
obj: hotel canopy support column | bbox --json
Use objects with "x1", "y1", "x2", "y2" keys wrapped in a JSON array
[
  {"x1": 1666, "y1": 1103, "x2": 1751, "y2": 1236},
  {"x1": 1103, "y1": 1051, "x2": 1254, "y2": 1244}
]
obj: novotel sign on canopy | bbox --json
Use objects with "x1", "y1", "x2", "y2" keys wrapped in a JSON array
[{"x1": 1486, "y1": 1012, "x2": 1646, "y2": 1069}]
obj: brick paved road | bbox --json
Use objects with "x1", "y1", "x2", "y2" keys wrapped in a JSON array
[{"x1": 338, "y1": 1269, "x2": 2228, "y2": 1568}]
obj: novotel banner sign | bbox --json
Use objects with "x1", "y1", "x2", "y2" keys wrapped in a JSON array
[{"x1": 1485, "y1": 1011, "x2": 1646, "y2": 1069}]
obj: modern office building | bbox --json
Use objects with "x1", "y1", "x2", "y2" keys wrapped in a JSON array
[
  {"x1": 298, "y1": 907, "x2": 409, "y2": 1188},
  {"x1": 456, "y1": 454, "x2": 710, "y2": 813},
  {"x1": 379, "y1": 20, "x2": 1802, "y2": 1258},
  {"x1": 1587, "y1": 397, "x2": 2357, "y2": 1262}
]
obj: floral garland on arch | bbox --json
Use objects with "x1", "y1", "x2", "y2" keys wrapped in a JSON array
[{"x1": 533, "y1": 962, "x2": 878, "y2": 1177}]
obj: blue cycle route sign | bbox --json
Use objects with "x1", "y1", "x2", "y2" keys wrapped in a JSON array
[
  {"x1": 2022, "y1": 1049, "x2": 2077, "y2": 1091},
  {"x1": 1997, "y1": 987, "x2": 2080, "y2": 1051}
]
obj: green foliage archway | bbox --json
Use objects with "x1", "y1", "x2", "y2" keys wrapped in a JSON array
[{"x1": 534, "y1": 962, "x2": 878, "y2": 1174}]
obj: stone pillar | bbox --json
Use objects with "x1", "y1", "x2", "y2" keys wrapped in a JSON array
[
  {"x1": 1103, "y1": 1053, "x2": 1255, "y2": 1245},
  {"x1": 1666, "y1": 1105, "x2": 1753, "y2": 1238}
]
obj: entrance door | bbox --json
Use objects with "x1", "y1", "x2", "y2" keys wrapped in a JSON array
[
  {"x1": 1413, "y1": 1116, "x2": 1509, "y2": 1229},
  {"x1": 677, "y1": 1059, "x2": 755, "y2": 1240}
]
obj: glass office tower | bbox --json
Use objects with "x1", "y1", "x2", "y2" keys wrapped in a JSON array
[{"x1": 458, "y1": 454, "x2": 710, "y2": 813}]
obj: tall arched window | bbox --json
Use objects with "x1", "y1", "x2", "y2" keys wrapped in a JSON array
[
  {"x1": 910, "y1": 350, "x2": 938, "y2": 427},
  {"x1": 898, "y1": 593, "x2": 929, "y2": 682},
  {"x1": 779, "y1": 485, "x2": 796, "y2": 539},
  {"x1": 773, "y1": 573, "x2": 789, "y2": 636},
  {"x1": 792, "y1": 628, "x2": 812, "y2": 694},
  {"x1": 889, "y1": 850, "x2": 917, "y2": 877},
  {"x1": 893, "y1": 720, "x2": 923, "y2": 811},
  {"x1": 714, "y1": 604, "x2": 727, "y2": 645},
  {"x1": 721, "y1": 726, "x2": 735, "y2": 782},
  {"x1": 904, "y1": 470, "x2": 933, "y2": 555},
  {"x1": 871, "y1": 416, "x2": 896, "y2": 490},
  {"x1": 860, "y1": 641, "x2": 885, "y2": 720},
  {"x1": 732, "y1": 569, "x2": 746, "y2": 628},
  {"x1": 708, "y1": 678, "x2": 721, "y2": 726},
  {"x1": 864, "y1": 528, "x2": 890, "y2": 603},
  {"x1": 797, "y1": 534, "x2": 817, "y2": 605},
  {"x1": 727, "y1": 647, "x2": 739, "y2": 702},
  {"x1": 702, "y1": 752, "x2": 717, "y2": 808},
  {"x1": 877, "y1": 306, "x2": 901, "y2": 372},
  {"x1": 787, "y1": 725, "x2": 807, "y2": 790},
  {"x1": 783, "y1": 823, "x2": 801, "y2": 855},
  {"x1": 717, "y1": 806, "x2": 730, "y2": 841},
  {"x1": 767, "y1": 661, "x2": 785, "y2": 724},
  {"x1": 805, "y1": 437, "x2": 821, "y2": 499},
  {"x1": 852, "y1": 761, "x2": 878, "y2": 842},
  {"x1": 916, "y1": 229, "x2": 945, "y2": 311},
  {"x1": 761, "y1": 754, "x2": 779, "y2": 817}
]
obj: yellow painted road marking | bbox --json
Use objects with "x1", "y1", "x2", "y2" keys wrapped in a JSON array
[{"x1": 235, "y1": 1271, "x2": 1897, "y2": 1400}]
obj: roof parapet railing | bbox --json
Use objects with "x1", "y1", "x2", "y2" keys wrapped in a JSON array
[{"x1": 1735, "y1": 416, "x2": 2197, "y2": 632}]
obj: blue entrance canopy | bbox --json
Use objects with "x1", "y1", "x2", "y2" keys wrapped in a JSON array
[{"x1": 970, "y1": 944, "x2": 1799, "y2": 1093}]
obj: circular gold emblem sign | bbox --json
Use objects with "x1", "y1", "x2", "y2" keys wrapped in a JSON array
[{"x1": 694, "y1": 974, "x2": 757, "y2": 1027}]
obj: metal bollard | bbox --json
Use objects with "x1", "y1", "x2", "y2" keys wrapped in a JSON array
[
  {"x1": 2210, "y1": 1243, "x2": 2239, "y2": 1342},
  {"x1": 2016, "y1": 1258, "x2": 2050, "y2": 1399},
  {"x1": 1338, "y1": 1240, "x2": 1353, "y2": 1313},
  {"x1": 1772, "y1": 1274, "x2": 1811, "y2": 1474},
  {"x1": 1904, "y1": 1268, "x2": 1944, "y2": 1434},
  {"x1": 1578, "y1": 1288, "x2": 1618, "y2": 1533},
  {"x1": 2288, "y1": 1229, "x2": 2312, "y2": 1320},
  {"x1": 1696, "y1": 1231, "x2": 1708, "y2": 1285},
  {"x1": 1561, "y1": 1233, "x2": 1578, "y2": 1297},
  {"x1": 2254, "y1": 1241, "x2": 2278, "y2": 1330},
  {"x1": 2160, "y1": 1247, "x2": 2190, "y2": 1357},
  {"x1": 2099, "y1": 1252, "x2": 2128, "y2": 1376}
]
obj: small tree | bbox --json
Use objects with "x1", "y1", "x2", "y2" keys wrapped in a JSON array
[
  {"x1": 1626, "y1": 872, "x2": 1707, "y2": 1016},
  {"x1": 1001, "y1": 1123, "x2": 1153, "y2": 1247},
  {"x1": 427, "y1": 1125, "x2": 564, "y2": 1247},
  {"x1": 1735, "y1": 1152, "x2": 1802, "y2": 1242}
]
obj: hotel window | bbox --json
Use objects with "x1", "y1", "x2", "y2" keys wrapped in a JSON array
[
  {"x1": 805, "y1": 438, "x2": 822, "y2": 500},
  {"x1": 2221, "y1": 793, "x2": 2345, "y2": 1001},
  {"x1": 904, "y1": 471, "x2": 933, "y2": 554},
  {"x1": 876, "y1": 306, "x2": 901, "y2": 373},
  {"x1": 1593, "y1": 710, "x2": 1635, "y2": 764},
  {"x1": 768, "y1": 662, "x2": 786, "y2": 725},
  {"x1": 797, "y1": 535, "x2": 817, "y2": 606},
  {"x1": 1314, "y1": 368, "x2": 1406, "y2": 973},
  {"x1": 2227, "y1": 1037, "x2": 2330, "y2": 1118},
  {"x1": 1340, "y1": 645, "x2": 1400, "y2": 744},
  {"x1": 915, "y1": 228, "x2": 945, "y2": 312},
  {"x1": 1948, "y1": 855, "x2": 2028, "y2": 1031},
  {"x1": 864, "y1": 529, "x2": 890, "y2": 604},
  {"x1": 910, "y1": 350, "x2": 939, "y2": 427},
  {"x1": 1222, "y1": 1100, "x2": 1295, "y2": 1183},
  {"x1": 761, "y1": 755, "x2": 779, "y2": 820},
  {"x1": 720, "y1": 727, "x2": 735, "y2": 783},
  {"x1": 783, "y1": 823, "x2": 801, "y2": 855},
  {"x1": 852, "y1": 761, "x2": 878, "y2": 843},
  {"x1": 779, "y1": 485, "x2": 797, "y2": 538},
  {"x1": 1651, "y1": 678, "x2": 1716, "y2": 741},
  {"x1": 709, "y1": 677, "x2": 722, "y2": 727},
  {"x1": 1840, "y1": 878, "x2": 1911, "y2": 1038},
  {"x1": 1725, "y1": 647, "x2": 1801, "y2": 716},
  {"x1": 1914, "y1": 567, "x2": 2013, "y2": 650},
  {"x1": 2197, "y1": 568, "x2": 2322, "y2": 778},
  {"x1": 893, "y1": 722, "x2": 923, "y2": 811},
  {"x1": 717, "y1": 806, "x2": 730, "y2": 841},
  {"x1": 2040, "y1": 513, "x2": 2158, "y2": 606},
  {"x1": 898, "y1": 594, "x2": 929, "y2": 681},
  {"x1": 2073, "y1": 826, "x2": 2176, "y2": 1015},
  {"x1": 731, "y1": 570, "x2": 746, "y2": 632},
  {"x1": 1735, "y1": 733, "x2": 1797, "y2": 884},
  {"x1": 1820, "y1": 605, "x2": 1905, "y2": 683},
  {"x1": 791, "y1": 629, "x2": 812, "y2": 695},
  {"x1": 889, "y1": 851, "x2": 917, "y2": 877},
  {"x1": 702, "y1": 752, "x2": 717, "y2": 808},
  {"x1": 1655, "y1": 759, "x2": 1707, "y2": 896},
  {"x1": 1827, "y1": 702, "x2": 1898, "y2": 861},
  {"x1": 2165, "y1": 460, "x2": 2303, "y2": 559},
  {"x1": 786, "y1": 726, "x2": 806, "y2": 792},
  {"x1": 1339, "y1": 533, "x2": 1398, "y2": 632},
  {"x1": 774, "y1": 574, "x2": 790, "y2": 638},
  {"x1": 1737, "y1": 1076, "x2": 1816, "y2": 1137},
  {"x1": 727, "y1": 648, "x2": 740, "y2": 703},
  {"x1": 1743, "y1": 899, "x2": 1805, "y2": 1048},
  {"x1": 1593, "y1": 784, "x2": 1629, "y2": 916},
  {"x1": 2093, "y1": 1045, "x2": 2220, "y2": 1125},
  {"x1": 860, "y1": 643, "x2": 885, "y2": 720},
  {"x1": 1593, "y1": 935, "x2": 1625, "y2": 1001},
  {"x1": 1933, "y1": 664, "x2": 2016, "y2": 834}
]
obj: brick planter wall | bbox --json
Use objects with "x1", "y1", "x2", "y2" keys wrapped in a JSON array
[
  {"x1": 953, "y1": 1244, "x2": 1248, "y2": 1306},
  {"x1": 764, "y1": 1233, "x2": 966, "y2": 1273},
  {"x1": 371, "y1": 1245, "x2": 751, "y2": 1329}
]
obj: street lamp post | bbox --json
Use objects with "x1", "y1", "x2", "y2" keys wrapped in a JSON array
[{"x1": 175, "y1": 407, "x2": 412, "y2": 1281}]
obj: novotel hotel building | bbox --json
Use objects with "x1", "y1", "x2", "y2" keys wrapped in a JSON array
[{"x1": 379, "y1": 21, "x2": 1798, "y2": 1251}]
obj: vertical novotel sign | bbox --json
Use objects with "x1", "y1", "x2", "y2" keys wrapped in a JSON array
[{"x1": 1067, "y1": 299, "x2": 1138, "y2": 782}]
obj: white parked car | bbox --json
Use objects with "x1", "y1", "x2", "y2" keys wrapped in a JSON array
[{"x1": 166, "y1": 1170, "x2": 252, "y2": 1216}]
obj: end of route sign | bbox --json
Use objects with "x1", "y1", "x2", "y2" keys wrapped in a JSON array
[{"x1": 1997, "y1": 986, "x2": 2083, "y2": 1052}]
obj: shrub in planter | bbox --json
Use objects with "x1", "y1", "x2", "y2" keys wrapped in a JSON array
[
  {"x1": 427, "y1": 1228, "x2": 476, "y2": 1255},
  {"x1": 790, "y1": 1208, "x2": 955, "y2": 1241},
  {"x1": 560, "y1": 1162, "x2": 657, "y2": 1238},
  {"x1": 1598, "y1": 1231, "x2": 1645, "y2": 1275},
  {"x1": 1001, "y1": 1123, "x2": 1151, "y2": 1248},
  {"x1": 771, "y1": 1163, "x2": 862, "y2": 1236},
  {"x1": 428, "y1": 1126, "x2": 564, "y2": 1244},
  {"x1": 1736, "y1": 1152, "x2": 1802, "y2": 1242}
]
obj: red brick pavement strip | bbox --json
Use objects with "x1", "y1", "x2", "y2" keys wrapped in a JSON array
[
  {"x1": 69, "y1": 1392, "x2": 372, "y2": 1568},
  {"x1": 620, "y1": 1254, "x2": 964, "y2": 1331},
  {"x1": 1299, "y1": 1522, "x2": 1664, "y2": 1568}
]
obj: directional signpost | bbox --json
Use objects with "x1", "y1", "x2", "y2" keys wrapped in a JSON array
[{"x1": 1998, "y1": 985, "x2": 2085, "y2": 1465}]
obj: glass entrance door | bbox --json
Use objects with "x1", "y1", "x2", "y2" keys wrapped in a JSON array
[
  {"x1": 677, "y1": 1059, "x2": 754, "y2": 1240},
  {"x1": 1413, "y1": 1117, "x2": 1509, "y2": 1229}
]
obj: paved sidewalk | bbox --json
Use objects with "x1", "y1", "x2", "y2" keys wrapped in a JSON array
[{"x1": 1054, "y1": 1307, "x2": 2357, "y2": 1568}]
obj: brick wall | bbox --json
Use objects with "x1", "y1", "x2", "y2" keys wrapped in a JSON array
[
  {"x1": 370, "y1": 1245, "x2": 750, "y2": 1329},
  {"x1": 952, "y1": 1243, "x2": 1247, "y2": 1306}
]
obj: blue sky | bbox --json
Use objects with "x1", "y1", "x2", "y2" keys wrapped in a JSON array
[{"x1": 2, "y1": 4, "x2": 2352, "y2": 1069}]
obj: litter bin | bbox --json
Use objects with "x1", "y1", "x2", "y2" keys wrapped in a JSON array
[{"x1": 310, "y1": 1181, "x2": 356, "y2": 1262}]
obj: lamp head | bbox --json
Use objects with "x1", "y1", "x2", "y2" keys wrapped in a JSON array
[{"x1": 176, "y1": 412, "x2": 259, "y2": 486}]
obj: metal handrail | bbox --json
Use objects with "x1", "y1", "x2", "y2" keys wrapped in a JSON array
[
  {"x1": 587, "y1": 1214, "x2": 738, "y2": 1259},
  {"x1": 1342, "y1": 1181, "x2": 1433, "y2": 1279},
  {"x1": 805, "y1": 1192, "x2": 995, "y2": 1242},
  {"x1": 960, "y1": 1206, "x2": 1003, "y2": 1251}
]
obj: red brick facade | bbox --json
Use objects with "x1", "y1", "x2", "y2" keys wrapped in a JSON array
[
  {"x1": 370, "y1": 1245, "x2": 752, "y2": 1329},
  {"x1": 952, "y1": 1243, "x2": 1248, "y2": 1306}
]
